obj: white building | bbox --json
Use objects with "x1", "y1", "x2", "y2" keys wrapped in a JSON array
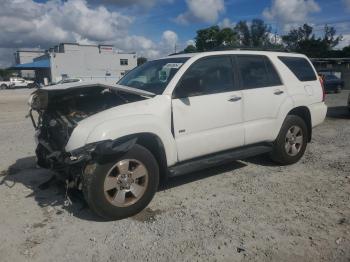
[
  {"x1": 14, "y1": 43, "x2": 137, "y2": 84},
  {"x1": 14, "y1": 49, "x2": 45, "y2": 79}
]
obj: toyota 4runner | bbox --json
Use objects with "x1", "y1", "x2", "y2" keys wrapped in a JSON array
[{"x1": 29, "y1": 51, "x2": 327, "y2": 220}]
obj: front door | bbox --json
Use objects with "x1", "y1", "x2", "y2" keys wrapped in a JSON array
[{"x1": 172, "y1": 55, "x2": 244, "y2": 162}]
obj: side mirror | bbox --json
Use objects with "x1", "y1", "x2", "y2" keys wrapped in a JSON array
[{"x1": 174, "y1": 76, "x2": 203, "y2": 99}]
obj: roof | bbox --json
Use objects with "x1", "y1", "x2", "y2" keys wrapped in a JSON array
[
  {"x1": 15, "y1": 50, "x2": 45, "y2": 54},
  {"x1": 12, "y1": 59, "x2": 50, "y2": 70}
]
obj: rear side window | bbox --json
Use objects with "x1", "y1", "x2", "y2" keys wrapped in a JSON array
[
  {"x1": 236, "y1": 55, "x2": 282, "y2": 89},
  {"x1": 278, "y1": 56, "x2": 317, "y2": 82}
]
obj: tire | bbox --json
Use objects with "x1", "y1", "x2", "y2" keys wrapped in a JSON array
[
  {"x1": 83, "y1": 144, "x2": 159, "y2": 220},
  {"x1": 335, "y1": 86, "x2": 341, "y2": 93},
  {"x1": 270, "y1": 115, "x2": 308, "y2": 165},
  {"x1": 0, "y1": 84, "x2": 7, "y2": 90}
]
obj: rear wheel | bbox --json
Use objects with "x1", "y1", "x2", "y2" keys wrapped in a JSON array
[
  {"x1": 83, "y1": 144, "x2": 159, "y2": 220},
  {"x1": 0, "y1": 84, "x2": 7, "y2": 90},
  {"x1": 270, "y1": 115, "x2": 308, "y2": 165}
]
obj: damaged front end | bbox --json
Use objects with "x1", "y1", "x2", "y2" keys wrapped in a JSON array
[{"x1": 29, "y1": 83, "x2": 150, "y2": 186}]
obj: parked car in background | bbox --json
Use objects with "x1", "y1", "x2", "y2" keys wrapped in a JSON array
[
  {"x1": 318, "y1": 73, "x2": 344, "y2": 93},
  {"x1": 29, "y1": 50, "x2": 327, "y2": 220},
  {"x1": 9, "y1": 77, "x2": 35, "y2": 88},
  {"x1": 0, "y1": 77, "x2": 13, "y2": 89}
]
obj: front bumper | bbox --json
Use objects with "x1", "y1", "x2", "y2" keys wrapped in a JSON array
[{"x1": 36, "y1": 137, "x2": 138, "y2": 173}]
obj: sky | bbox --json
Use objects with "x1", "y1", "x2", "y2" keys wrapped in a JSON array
[{"x1": 0, "y1": 0, "x2": 350, "y2": 67}]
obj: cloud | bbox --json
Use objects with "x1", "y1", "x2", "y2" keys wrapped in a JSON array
[
  {"x1": 175, "y1": 0, "x2": 225, "y2": 25},
  {"x1": 219, "y1": 18, "x2": 235, "y2": 28},
  {"x1": 186, "y1": 39, "x2": 196, "y2": 46},
  {"x1": 0, "y1": 0, "x2": 133, "y2": 48},
  {"x1": 0, "y1": 48, "x2": 16, "y2": 68},
  {"x1": 343, "y1": 0, "x2": 350, "y2": 11},
  {"x1": 162, "y1": 31, "x2": 178, "y2": 47},
  {"x1": 0, "y1": 0, "x2": 180, "y2": 67},
  {"x1": 263, "y1": 0, "x2": 321, "y2": 30},
  {"x1": 87, "y1": 0, "x2": 173, "y2": 9}
]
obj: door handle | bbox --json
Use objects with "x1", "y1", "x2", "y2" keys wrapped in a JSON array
[
  {"x1": 274, "y1": 90, "x2": 284, "y2": 95},
  {"x1": 228, "y1": 96, "x2": 242, "y2": 102}
]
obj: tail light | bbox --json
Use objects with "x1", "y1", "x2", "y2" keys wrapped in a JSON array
[{"x1": 319, "y1": 75, "x2": 325, "y2": 102}]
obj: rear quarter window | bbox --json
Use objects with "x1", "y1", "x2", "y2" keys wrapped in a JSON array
[{"x1": 278, "y1": 56, "x2": 317, "y2": 82}]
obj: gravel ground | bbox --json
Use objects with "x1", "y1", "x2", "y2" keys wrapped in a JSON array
[{"x1": 0, "y1": 89, "x2": 349, "y2": 262}]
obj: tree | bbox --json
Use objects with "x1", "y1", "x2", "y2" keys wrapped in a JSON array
[
  {"x1": 282, "y1": 24, "x2": 316, "y2": 50},
  {"x1": 195, "y1": 26, "x2": 221, "y2": 51},
  {"x1": 323, "y1": 24, "x2": 342, "y2": 49},
  {"x1": 250, "y1": 19, "x2": 271, "y2": 47},
  {"x1": 137, "y1": 57, "x2": 147, "y2": 66},
  {"x1": 343, "y1": 45, "x2": 350, "y2": 56},
  {"x1": 0, "y1": 69, "x2": 15, "y2": 80},
  {"x1": 184, "y1": 45, "x2": 197, "y2": 53},
  {"x1": 234, "y1": 21, "x2": 251, "y2": 46},
  {"x1": 217, "y1": 27, "x2": 237, "y2": 47},
  {"x1": 234, "y1": 19, "x2": 273, "y2": 48},
  {"x1": 282, "y1": 24, "x2": 343, "y2": 57},
  {"x1": 193, "y1": 26, "x2": 237, "y2": 52}
]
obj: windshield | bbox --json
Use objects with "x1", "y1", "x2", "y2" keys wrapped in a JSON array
[{"x1": 118, "y1": 57, "x2": 190, "y2": 95}]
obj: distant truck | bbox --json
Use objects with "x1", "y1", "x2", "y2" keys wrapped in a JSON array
[
  {"x1": 0, "y1": 78, "x2": 13, "y2": 89},
  {"x1": 9, "y1": 77, "x2": 35, "y2": 88}
]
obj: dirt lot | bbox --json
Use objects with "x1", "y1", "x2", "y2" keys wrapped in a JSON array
[{"x1": 0, "y1": 89, "x2": 349, "y2": 262}]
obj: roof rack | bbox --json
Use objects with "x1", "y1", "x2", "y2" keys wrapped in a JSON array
[
  {"x1": 168, "y1": 46, "x2": 293, "y2": 56},
  {"x1": 209, "y1": 46, "x2": 291, "y2": 53}
]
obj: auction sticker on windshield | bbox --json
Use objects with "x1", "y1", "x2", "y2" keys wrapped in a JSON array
[{"x1": 163, "y1": 63, "x2": 183, "y2": 69}]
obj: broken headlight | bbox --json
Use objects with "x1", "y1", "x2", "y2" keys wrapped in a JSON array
[{"x1": 28, "y1": 90, "x2": 48, "y2": 110}]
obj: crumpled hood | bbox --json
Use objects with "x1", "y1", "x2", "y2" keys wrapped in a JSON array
[
  {"x1": 65, "y1": 95, "x2": 170, "y2": 152},
  {"x1": 41, "y1": 82, "x2": 155, "y2": 97}
]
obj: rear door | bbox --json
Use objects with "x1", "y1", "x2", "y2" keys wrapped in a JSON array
[
  {"x1": 235, "y1": 55, "x2": 287, "y2": 145},
  {"x1": 172, "y1": 55, "x2": 244, "y2": 162}
]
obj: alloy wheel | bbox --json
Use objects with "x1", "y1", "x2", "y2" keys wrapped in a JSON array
[{"x1": 104, "y1": 159, "x2": 149, "y2": 207}]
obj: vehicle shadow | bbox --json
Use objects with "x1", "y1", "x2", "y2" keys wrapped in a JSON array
[
  {"x1": 160, "y1": 161, "x2": 247, "y2": 191},
  {"x1": 243, "y1": 154, "x2": 277, "y2": 167},
  {"x1": 0, "y1": 156, "x2": 101, "y2": 221},
  {"x1": 327, "y1": 106, "x2": 350, "y2": 120},
  {"x1": 0, "y1": 156, "x2": 247, "y2": 222}
]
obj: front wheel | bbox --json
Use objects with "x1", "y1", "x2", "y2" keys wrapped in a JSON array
[
  {"x1": 270, "y1": 115, "x2": 308, "y2": 165},
  {"x1": 83, "y1": 144, "x2": 159, "y2": 220},
  {"x1": 0, "y1": 84, "x2": 7, "y2": 90}
]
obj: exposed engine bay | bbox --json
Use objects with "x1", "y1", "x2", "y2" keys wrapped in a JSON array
[{"x1": 29, "y1": 83, "x2": 150, "y2": 176}]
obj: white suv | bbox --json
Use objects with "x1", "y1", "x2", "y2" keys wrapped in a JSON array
[{"x1": 29, "y1": 50, "x2": 327, "y2": 220}]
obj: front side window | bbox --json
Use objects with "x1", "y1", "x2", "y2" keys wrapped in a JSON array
[
  {"x1": 118, "y1": 57, "x2": 189, "y2": 95},
  {"x1": 236, "y1": 55, "x2": 282, "y2": 89},
  {"x1": 174, "y1": 56, "x2": 235, "y2": 98}
]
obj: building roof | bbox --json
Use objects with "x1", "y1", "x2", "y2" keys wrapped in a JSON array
[
  {"x1": 11, "y1": 59, "x2": 50, "y2": 70},
  {"x1": 311, "y1": 58, "x2": 350, "y2": 62}
]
